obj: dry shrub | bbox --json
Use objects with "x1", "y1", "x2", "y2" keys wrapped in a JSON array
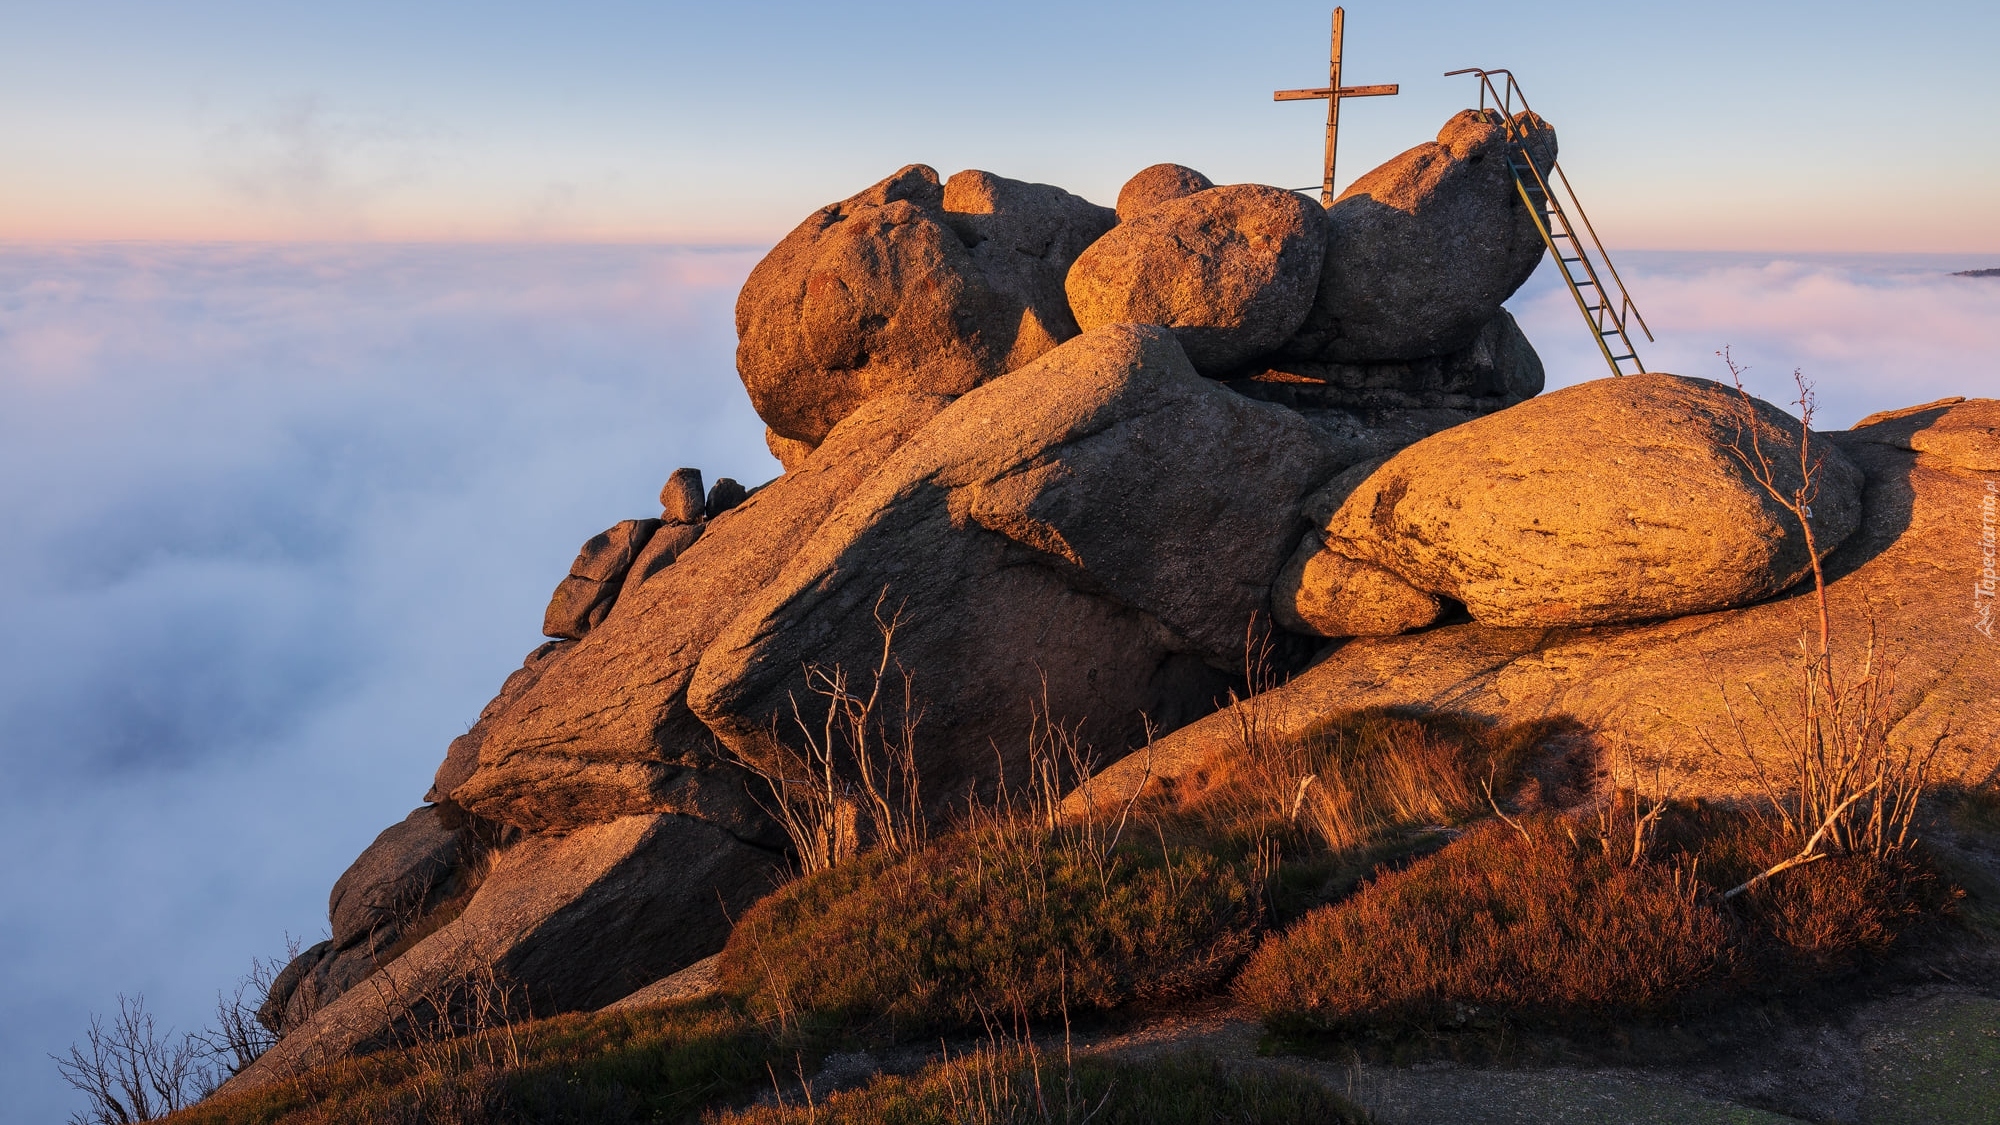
[
  {"x1": 1662, "y1": 803, "x2": 1951, "y2": 981},
  {"x1": 708, "y1": 1046, "x2": 1367, "y2": 1125},
  {"x1": 1238, "y1": 818, "x2": 1729, "y2": 1033},
  {"x1": 716, "y1": 819, "x2": 1261, "y2": 1034},
  {"x1": 733, "y1": 594, "x2": 925, "y2": 876}
]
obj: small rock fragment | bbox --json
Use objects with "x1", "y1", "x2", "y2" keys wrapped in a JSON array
[
  {"x1": 660, "y1": 468, "x2": 706, "y2": 524},
  {"x1": 705, "y1": 477, "x2": 748, "y2": 518}
]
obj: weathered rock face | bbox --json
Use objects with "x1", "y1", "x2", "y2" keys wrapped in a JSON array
[
  {"x1": 687, "y1": 324, "x2": 1342, "y2": 808},
  {"x1": 766, "y1": 428, "x2": 815, "y2": 473},
  {"x1": 258, "y1": 807, "x2": 490, "y2": 1032},
  {"x1": 1849, "y1": 396, "x2": 2000, "y2": 472},
  {"x1": 941, "y1": 169, "x2": 1116, "y2": 357},
  {"x1": 1237, "y1": 308, "x2": 1544, "y2": 414},
  {"x1": 1067, "y1": 410, "x2": 2000, "y2": 815},
  {"x1": 1274, "y1": 536, "x2": 1446, "y2": 638},
  {"x1": 427, "y1": 640, "x2": 570, "y2": 804},
  {"x1": 617, "y1": 523, "x2": 702, "y2": 607},
  {"x1": 736, "y1": 164, "x2": 1114, "y2": 445},
  {"x1": 327, "y1": 807, "x2": 468, "y2": 953},
  {"x1": 1067, "y1": 184, "x2": 1327, "y2": 375},
  {"x1": 255, "y1": 940, "x2": 331, "y2": 1034},
  {"x1": 228, "y1": 814, "x2": 778, "y2": 1091},
  {"x1": 1294, "y1": 373, "x2": 1865, "y2": 631},
  {"x1": 1285, "y1": 110, "x2": 1556, "y2": 364},
  {"x1": 447, "y1": 393, "x2": 953, "y2": 836},
  {"x1": 542, "y1": 519, "x2": 661, "y2": 640},
  {"x1": 1114, "y1": 163, "x2": 1215, "y2": 221}
]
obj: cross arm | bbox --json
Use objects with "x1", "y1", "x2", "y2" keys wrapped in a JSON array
[{"x1": 1272, "y1": 83, "x2": 1400, "y2": 101}]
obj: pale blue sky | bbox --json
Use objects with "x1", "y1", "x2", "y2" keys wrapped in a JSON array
[{"x1": 3, "y1": 0, "x2": 1996, "y2": 248}]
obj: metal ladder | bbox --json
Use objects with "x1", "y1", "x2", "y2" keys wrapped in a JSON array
[{"x1": 1446, "y1": 67, "x2": 1653, "y2": 377}]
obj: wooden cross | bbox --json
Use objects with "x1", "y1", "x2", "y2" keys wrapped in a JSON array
[{"x1": 1274, "y1": 7, "x2": 1399, "y2": 206}]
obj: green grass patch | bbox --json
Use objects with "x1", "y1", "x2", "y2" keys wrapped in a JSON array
[{"x1": 163, "y1": 996, "x2": 795, "y2": 1125}]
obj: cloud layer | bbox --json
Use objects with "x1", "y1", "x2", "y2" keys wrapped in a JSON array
[
  {"x1": 1514, "y1": 252, "x2": 2000, "y2": 426},
  {"x1": 2, "y1": 245, "x2": 1994, "y2": 1119},
  {"x1": 0, "y1": 242, "x2": 771, "y2": 1120}
]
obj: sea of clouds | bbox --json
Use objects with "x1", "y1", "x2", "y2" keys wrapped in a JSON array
[{"x1": 2, "y1": 243, "x2": 1995, "y2": 1120}]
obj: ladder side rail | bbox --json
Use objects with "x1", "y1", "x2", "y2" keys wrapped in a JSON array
[
  {"x1": 1519, "y1": 151, "x2": 1634, "y2": 346},
  {"x1": 1510, "y1": 169, "x2": 1626, "y2": 378},
  {"x1": 1550, "y1": 162, "x2": 1655, "y2": 344},
  {"x1": 1448, "y1": 65, "x2": 1647, "y2": 375}
]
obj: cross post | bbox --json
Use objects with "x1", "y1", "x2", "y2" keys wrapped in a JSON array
[{"x1": 1274, "y1": 8, "x2": 1399, "y2": 206}]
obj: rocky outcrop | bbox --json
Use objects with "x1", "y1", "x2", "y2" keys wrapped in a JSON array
[
  {"x1": 228, "y1": 814, "x2": 777, "y2": 1089},
  {"x1": 660, "y1": 467, "x2": 707, "y2": 524},
  {"x1": 735, "y1": 165, "x2": 1113, "y2": 445},
  {"x1": 705, "y1": 477, "x2": 748, "y2": 517},
  {"x1": 1285, "y1": 110, "x2": 1555, "y2": 364},
  {"x1": 1114, "y1": 163, "x2": 1215, "y2": 221},
  {"x1": 1067, "y1": 184, "x2": 1327, "y2": 375},
  {"x1": 446, "y1": 393, "x2": 953, "y2": 836},
  {"x1": 1066, "y1": 405, "x2": 2000, "y2": 816},
  {"x1": 258, "y1": 807, "x2": 485, "y2": 1032},
  {"x1": 541, "y1": 519, "x2": 661, "y2": 640},
  {"x1": 1284, "y1": 373, "x2": 1865, "y2": 632},
  {"x1": 687, "y1": 324, "x2": 1342, "y2": 808}
]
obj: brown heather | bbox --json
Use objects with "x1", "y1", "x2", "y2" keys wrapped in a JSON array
[
  {"x1": 1237, "y1": 817, "x2": 1730, "y2": 1032},
  {"x1": 1239, "y1": 806, "x2": 1953, "y2": 1036},
  {"x1": 715, "y1": 816, "x2": 1261, "y2": 1033}
]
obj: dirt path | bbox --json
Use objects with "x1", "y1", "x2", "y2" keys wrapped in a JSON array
[{"x1": 1082, "y1": 989, "x2": 2000, "y2": 1125}]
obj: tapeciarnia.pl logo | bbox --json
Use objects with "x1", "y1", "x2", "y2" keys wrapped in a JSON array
[{"x1": 1977, "y1": 480, "x2": 1997, "y2": 638}]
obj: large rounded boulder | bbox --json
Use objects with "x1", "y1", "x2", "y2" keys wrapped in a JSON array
[
  {"x1": 1285, "y1": 110, "x2": 1556, "y2": 364},
  {"x1": 1066, "y1": 184, "x2": 1327, "y2": 376},
  {"x1": 1286, "y1": 372, "x2": 1866, "y2": 630},
  {"x1": 1114, "y1": 162, "x2": 1214, "y2": 220},
  {"x1": 736, "y1": 165, "x2": 1114, "y2": 445}
]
